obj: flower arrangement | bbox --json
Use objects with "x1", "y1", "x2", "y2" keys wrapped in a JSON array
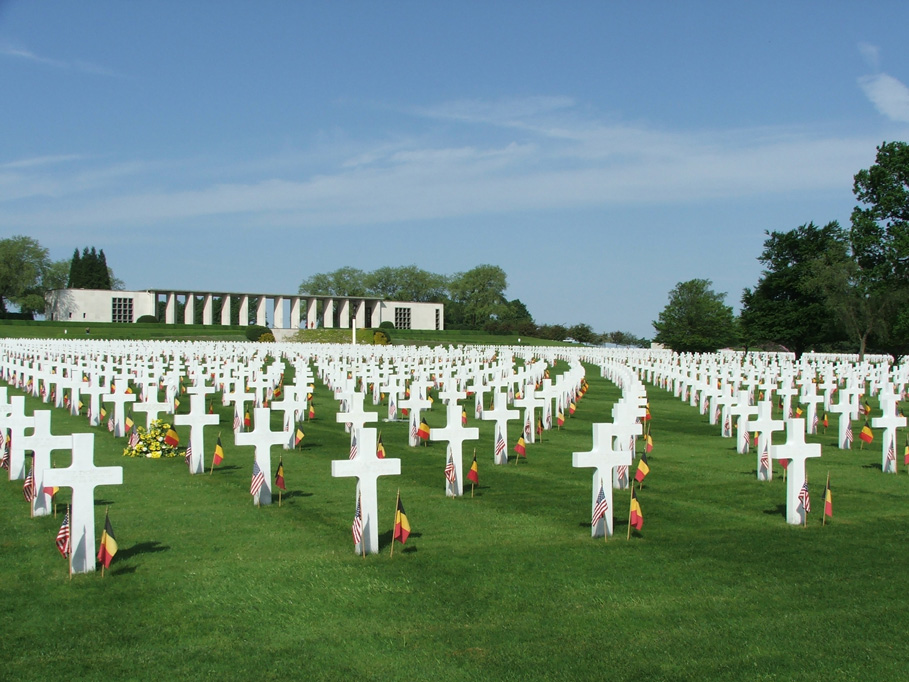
[{"x1": 122, "y1": 419, "x2": 180, "y2": 458}]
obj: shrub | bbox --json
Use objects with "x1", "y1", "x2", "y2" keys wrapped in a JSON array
[
  {"x1": 373, "y1": 329, "x2": 391, "y2": 345},
  {"x1": 379, "y1": 321, "x2": 395, "y2": 329},
  {"x1": 258, "y1": 332, "x2": 275, "y2": 342},
  {"x1": 136, "y1": 315, "x2": 158, "y2": 323},
  {"x1": 245, "y1": 325, "x2": 270, "y2": 341}
]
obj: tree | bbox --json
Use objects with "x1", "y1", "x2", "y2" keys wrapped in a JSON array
[
  {"x1": 0, "y1": 236, "x2": 50, "y2": 315},
  {"x1": 68, "y1": 246, "x2": 114, "y2": 289},
  {"x1": 364, "y1": 265, "x2": 448, "y2": 302},
  {"x1": 740, "y1": 222, "x2": 846, "y2": 356},
  {"x1": 653, "y1": 279, "x2": 737, "y2": 353},
  {"x1": 448, "y1": 265, "x2": 508, "y2": 329},
  {"x1": 299, "y1": 267, "x2": 366, "y2": 296}
]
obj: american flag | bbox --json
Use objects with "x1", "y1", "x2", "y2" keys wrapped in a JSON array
[
  {"x1": 388, "y1": 397, "x2": 396, "y2": 420},
  {"x1": 475, "y1": 400, "x2": 482, "y2": 418},
  {"x1": 812, "y1": 412, "x2": 819, "y2": 431},
  {"x1": 233, "y1": 412, "x2": 241, "y2": 431},
  {"x1": 592, "y1": 482, "x2": 608, "y2": 527},
  {"x1": 494, "y1": 428, "x2": 506, "y2": 460},
  {"x1": 524, "y1": 415, "x2": 531, "y2": 438},
  {"x1": 56, "y1": 511, "x2": 71, "y2": 558},
  {"x1": 445, "y1": 451, "x2": 456, "y2": 484},
  {"x1": 250, "y1": 460, "x2": 265, "y2": 497},
  {"x1": 107, "y1": 414, "x2": 115, "y2": 432},
  {"x1": 845, "y1": 424, "x2": 853, "y2": 446},
  {"x1": 185, "y1": 445, "x2": 193, "y2": 469},
  {"x1": 349, "y1": 432, "x2": 358, "y2": 460},
  {"x1": 23, "y1": 466, "x2": 35, "y2": 502},
  {"x1": 546, "y1": 409, "x2": 552, "y2": 430},
  {"x1": 0, "y1": 429, "x2": 5, "y2": 450},
  {"x1": 741, "y1": 428, "x2": 750, "y2": 451},
  {"x1": 723, "y1": 415, "x2": 731, "y2": 436},
  {"x1": 715, "y1": 407, "x2": 721, "y2": 422},
  {"x1": 128, "y1": 427, "x2": 140, "y2": 449},
  {"x1": 798, "y1": 481, "x2": 811, "y2": 513},
  {"x1": 351, "y1": 490, "x2": 363, "y2": 546},
  {"x1": 617, "y1": 464, "x2": 629, "y2": 482},
  {"x1": 410, "y1": 414, "x2": 418, "y2": 442},
  {"x1": 887, "y1": 437, "x2": 896, "y2": 463},
  {"x1": 759, "y1": 446, "x2": 770, "y2": 472}
]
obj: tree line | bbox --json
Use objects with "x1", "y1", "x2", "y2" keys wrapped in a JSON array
[
  {"x1": 299, "y1": 264, "x2": 648, "y2": 346},
  {"x1": 653, "y1": 140, "x2": 909, "y2": 358}
]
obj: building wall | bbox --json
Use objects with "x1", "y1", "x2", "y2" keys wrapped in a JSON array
[
  {"x1": 45, "y1": 289, "x2": 444, "y2": 331},
  {"x1": 45, "y1": 289, "x2": 156, "y2": 324}
]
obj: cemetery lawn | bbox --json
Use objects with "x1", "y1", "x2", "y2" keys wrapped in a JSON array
[{"x1": 2, "y1": 364, "x2": 908, "y2": 680}]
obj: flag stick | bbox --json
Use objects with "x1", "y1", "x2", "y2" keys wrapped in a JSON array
[
  {"x1": 210, "y1": 431, "x2": 221, "y2": 475},
  {"x1": 101, "y1": 506, "x2": 108, "y2": 577},
  {"x1": 390, "y1": 489, "x2": 399, "y2": 558},
  {"x1": 626, "y1": 485, "x2": 634, "y2": 541},
  {"x1": 471, "y1": 448, "x2": 476, "y2": 498},
  {"x1": 278, "y1": 488, "x2": 282, "y2": 508},
  {"x1": 67, "y1": 504, "x2": 73, "y2": 580},
  {"x1": 601, "y1": 478, "x2": 608, "y2": 545},
  {"x1": 803, "y1": 477, "x2": 808, "y2": 528}
]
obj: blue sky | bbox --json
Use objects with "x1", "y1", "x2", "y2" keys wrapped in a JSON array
[{"x1": 2, "y1": 2, "x2": 908, "y2": 337}]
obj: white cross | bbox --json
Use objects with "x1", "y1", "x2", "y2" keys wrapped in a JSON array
[
  {"x1": 799, "y1": 380, "x2": 825, "y2": 435},
  {"x1": 43, "y1": 433, "x2": 123, "y2": 574},
  {"x1": 3, "y1": 396, "x2": 35, "y2": 481},
  {"x1": 770, "y1": 419, "x2": 821, "y2": 525},
  {"x1": 513, "y1": 382, "x2": 546, "y2": 444},
  {"x1": 174, "y1": 393, "x2": 220, "y2": 474},
  {"x1": 335, "y1": 390, "x2": 378, "y2": 433},
  {"x1": 101, "y1": 380, "x2": 137, "y2": 437},
  {"x1": 828, "y1": 387, "x2": 856, "y2": 450},
  {"x1": 872, "y1": 389, "x2": 906, "y2": 474},
  {"x1": 80, "y1": 378, "x2": 107, "y2": 427},
  {"x1": 331, "y1": 427, "x2": 401, "y2": 555},
  {"x1": 750, "y1": 401, "x2": 784, "y2": 481},
  {"x1": 430, "y1": 401, "x2": 479, "y2": 496},
  {"x1": 482, "y1": 389, "x2": 520, "y2": 464},
  {"x1": 572, "y1": 423, "x2": 632, "y2": 538},
  {"x1": 729, "y1": 390, "x2": 758, "y2": 454},
  {"x1": 234, "y1": 407, "x2": 289, "y2": 504},
  {"x1": 18, "y1": 410, "x2": 72, "y2": 517}
]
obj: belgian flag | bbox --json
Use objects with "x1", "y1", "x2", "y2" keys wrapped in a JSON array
[
  {"x1": 629, "y1": 489, "x2": 643, "y2": 531},
  {"x1": 97, "y1": 510, "x2": 118, "y2": 569},
  {"x1": 274, "y1": 458, "x2": 286, "y2": 491},
  {"x1": 635, "y1": 452, "x2": 650, "y2": 482},
  {"x1": 212, "y1": 436, "x2": 224, "y2": 466},
  {"x1": 417, "y1": 418, "x2": 431, "y2": 440},
  {"x1": 514, "y1": 436, "x2": 526, "y2": 457},
  {"x1": 393, "y1": 496, "x2": 411, "y2": 544},
  {"x1": 376, "y1": 434, "x2": 386, "y2": 459},
  {"x1": 164, "y1": 429, "x2": 180, "y2": 447},
  {"x1": 859, "y1": 422, "x2": 874, "y2": 444},
  {"x1": 467, "y1": 453, "x2": 479, "y2": 485}
]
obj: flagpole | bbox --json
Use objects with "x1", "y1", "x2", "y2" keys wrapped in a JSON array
[
  {"x1": 601, "y1": 478, "x2": 607, "y2": 545},
  {"x1": 210, "y1": 431, "x2": 220, "y2": 475},
  {"x1": 101, "y1": 506, "x2": 108, "y2": 578},
  {"x1": 67, "y1": 504, "x2": 73, "y2": 580},
  {"x1": 627, "y1": 485, "x2": 634, "y2": 541},
  {"x1": 390, "y1": 489, "x2": 399, "y2": 558},
  {"x1": 471, "y1": 448, "x2": 475, "y2": 498},
  {"x1": 803, "y1": 476, "x2": 808, "y2": 528}
]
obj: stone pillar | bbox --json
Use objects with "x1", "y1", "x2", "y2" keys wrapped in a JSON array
[
  {"x1": 273, "y1": 296, "x2": 285, "y2": 328},
  {"x1": 165, "y1": 292, "x2": 176, "y2": 324},
  {"x1": 339, "y1": 299, "x2": 350, "y2": 328},
  {"x1": 306, "y1": 298, "x2": 318, "y2": 328},
  {"x1": 256, "y1": 296, "x2": 267, "y2": 326},
  {"x1": 323, "y1": 299, "x2": 334, "y2": 328},
  {"x1": 239, "y1": 296, "x2": 249, "y2": 325},
  {"x1": 290, "y1": 298, "x2": 301, "y2": 329},
  {"x1": 220, "y1": 295, "x2": 232, "y2": 325},
  {"x1": 202, "y1": 294, "x2": 213, "y2": 325},
  {"x1": 183, "y1": 294, "x2": 194, "y2": 324},
  {"x1": 353, "y1": 300, "x2": 366, "y2": 329}
]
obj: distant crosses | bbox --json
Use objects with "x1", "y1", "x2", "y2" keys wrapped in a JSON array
[
  {"x1": 750, "y1": 401, "x2": 784, "y2": 482},
  {"x1": 770, "y1": 419, "x2": 821, "y2": 525},
  {"x1": 42, "y1": 433, "x2": 123, "y2": 574}
]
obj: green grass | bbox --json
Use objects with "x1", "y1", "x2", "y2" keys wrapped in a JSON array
[{"x1": 1, "y1": 363, "x2": 907, "y2": 680}]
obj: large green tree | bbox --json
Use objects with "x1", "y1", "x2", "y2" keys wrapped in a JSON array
[
  {"x1": 0, "y1": 235, "x2": 51, "y2": 315},
  {"x1": 298, "y1": 267, "x2": 366, "y2": 296},
  {"x1": 364, "y1": 265, "x2": 448, "y2": 302},
  {"x1": 653, "y1": 279, "x2": 737, "y2": 353},
  {"x1": 447, "y1": 264, "x2": 508, "y2": 329},
  {"x1": 740, "y1": 222, "x2": 845, "y2": 356}
]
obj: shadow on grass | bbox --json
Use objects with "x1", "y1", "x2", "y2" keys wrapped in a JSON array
[
  {"x1": 116, "y1": 540, "x2": 170, "y2": 561},
  {"x1": 281, "y1": 490, "x2": 313, "y2": 500},
  {"x1": 95, "y1": 499, "x2": 116, "y2": 507},
  {"x1": 212, "y1": 465, "x2": 242, "y2": 472},
  {"x1": 861, "y1": 463, "x2": 883, "y2": 471},
  {"x1": 763, "y1": 504, "x2": 786, "y2": 517},
  {"x1": 111, "y1": 565, "x2": 138, "y2": 576}
]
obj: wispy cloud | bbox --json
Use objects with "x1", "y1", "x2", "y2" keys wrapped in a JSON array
[
  {"x1": 859, "y1": 73, "x2": 909, "y2": 123},
  {"x1": 0, "y1": 43, "x2": 122, "y2": 78}
]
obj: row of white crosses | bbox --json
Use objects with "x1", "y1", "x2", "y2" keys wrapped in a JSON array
[{"x1": 0, "y1": 386, "x2": 123, "y2": 574}]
